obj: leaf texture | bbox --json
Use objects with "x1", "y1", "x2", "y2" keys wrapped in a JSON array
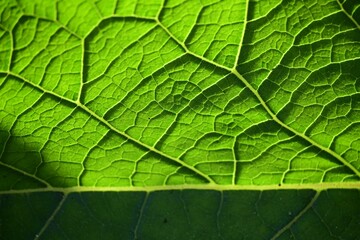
[{"x1": 0, "y1": 0, "x2": 360, "y2": 239}]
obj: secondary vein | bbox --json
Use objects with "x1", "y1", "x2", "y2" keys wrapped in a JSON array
[
  {"x1": 156, "y1": 19, "x2": 360, "y2": 179},
  {"x1": 270, "y1": 191, "x2": 320, "y2": 240},
  {"x1": 231, "y1": 69, "x2": 360, "y2": 178},
  {"x1": 2, "y1": 72, "x2": 215, "y2": 185}
]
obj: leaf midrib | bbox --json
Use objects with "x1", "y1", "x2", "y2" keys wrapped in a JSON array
[{"x1": 1, "y1": 182, "x2": 360, "y2": 195}]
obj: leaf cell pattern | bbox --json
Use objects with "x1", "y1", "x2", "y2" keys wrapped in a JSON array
[
  {"x1": 0, "y1": 0, "x2": 359, "y2": 189},
  {"x1": 1, "y1": 0, "x2": 360, "y2": 239}
]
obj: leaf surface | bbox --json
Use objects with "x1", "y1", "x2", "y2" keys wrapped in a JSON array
[{"x1": 0, "y1": 0, "x2": 359, "y2": 239}]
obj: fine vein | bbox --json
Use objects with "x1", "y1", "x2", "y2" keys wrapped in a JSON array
[
  {"x1": 35, "y1": 193, "x2": 68, "y2": 239},
  {"x1": 270, "y1": 191, "x2": 320, "y2": 240},
  {"x1": 2, "y1": 72, "x2": 215, "y2": 185},
  {"x1": 156, "y1": 19, "x2": 360, "y2": 179}
]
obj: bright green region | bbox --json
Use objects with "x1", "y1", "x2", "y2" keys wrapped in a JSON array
[
  {"x1": 81, "y1": 131, "x2": 206, "y2": 186},
  {"x1": 248, "y1": 0, "x2": 282, "y2": 20},
  {"x1": 234, "y1": 121, "x2": 358, "y2": 185},
  {"x1": 237, "y1": 0, "x2": 342, "y2": 88},
  {"x1": 37, "y1": 108, "x2": 111, "y2": 187},
  {"x1": 0, "y1": 30, "x2": 11, "y2": 71},
  {"x1": 0, "y1": 0, "x2": 360, "y2": 238},
  {"x1": 114, "y1": 0, "x2": 163, "y2": 18},
  {"x1": 104, "y1": 55, "x2": 232, "y2": 149},
  {"x1": 90, "y1": 0, "x2": 117, "y2": 17},
  {"x1": 0, "y1": 0, "x2": 359, "y2": 187},
  {"x1": 160, "y1": 0, "x2": 217, "y2": 42},
  {"x1": 132, "y1": 153, "x2": 207, "y2": 186},
  {"x1": 81, "y1": 131, "x2": 143, "y2": 186},
  {"x1": 277, "y1": 61, "x2": 359, "y2": 136},
  {"x1": 0, "y1": 75, "x2": 42, "y2": 160},
  {"x1": 0, "y1": 0, "x2": 22, "y2": 30},
  {"x1": 334, "y1": 125, "x2": 360, "y2": 167},
  {"x1": 16, "y1": 0, "x2": 57, "y2": 20},
  {"x1": 185, "y1": 0, "x2": 245, "y2": 68},
  {"x1": 84, "y1": 19, "x2": 155, "y2": 82},
  {"x1": 2, "y1": 96, "x2": 74, "y2": 174},
  {"x1": 0, "y1": 0, "x2": 360, "y2": 189},
  {"x1": 83, "y1": 20, "x2": 184, "y2": 117},
  {"x1": 161, "y1": 0, "x2": 246, "y2": 67},
  {"x1": 57, "y1": 0, "x2": 102, "y2": 37},
  {"x1": 12, "y1": 17, "x2": 82, "y2": 100}
]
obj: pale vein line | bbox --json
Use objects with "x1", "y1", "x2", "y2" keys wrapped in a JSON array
[
  {"x1": 83, "y1": 15, "x2": 156, "y2": 41},
  {"x1": 247, "y1": 0, "x2": 284, "y2": 23},
  {"x1": 157, "y1": 19, "x2": 360, "y2": 179},
  {"x1": 19, "y1": 14, "x2": 82, "y2": 39},
  {"x1": 240, "y1": 10, "x2": 345, "y2": 82},
  {"x1": 152, "y1": 72, "x2": 232, "y2": 150},
  {"x1": 2, "y1": 71, "x2": 215, "y2": 184},
  {"x1": 233, "y1": 0, "x2": 249, "y2": 68},
  {"x1": 35, "y1": 193, "x2": 68, "y2": 239},
  {"x1": 280, "y1": 145, "x2": 313, "y2": 185},
  {"x1": 2, "y1": 5, "x2": 359, "y2": 187},
  {"x1": 336, "y1": 0, "x2": 360, "y2": 31},
  {"x1": 77, "y1": 129, "x2": 110, "y2": 186},
  {"x1": 133, "y1": 192, "x2": 148, "y2": 240},
  {"x1": 270, "y1": 191, "x2": 320, "y2": 240},
  {"x1": 80, "y1": 103, "x2": 215, "y2": 184},
  {"x1": 83, "y1": 24, "x2": 158, "y2": 86},
  {"x1": 156, "y1": 0, "x2": 165, "y2": 20},
  {"x1": 231, "y1": 137, "x2": 237, "y2": 185},
  {"x1": 156, "y1": 20, "x2": 232, "y2": 72},
  {"x1": 1, "y1": 182, "x2": 360, "y2": 195},
  {"x1": 0, "y1": 161, "x2": 50, "y2": 187},
  {"x1": 0, "y1": 84, "x2": 43, "y2": 161},
  {"x1": 231, "y1": 0, "x2": 249, "y2": 185},
  {"x1": 77, "y1": 37, "x2": 85, "y2": 103},
  {"x1": 101, "y1": 51, "x2": 186, "y2": 118},
  {"x1": 232, "y1": 69, "x2": 360, "y2": 178},
  {"x1": 90, "y1": 1, "x2": 103, "y2": 19},
  {"x1": 8, "y1": 30, "x2": 13, "y2": 71},
  {"x1": 216, "y1": 191, "x2": 225, "y2": 240}
]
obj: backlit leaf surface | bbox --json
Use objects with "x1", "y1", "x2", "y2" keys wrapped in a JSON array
[{"x1": 0, "y1": 0, "x2": 359, "y2": 239}]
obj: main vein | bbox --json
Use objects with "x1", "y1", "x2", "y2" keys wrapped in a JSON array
[{"x1": 1, "y1": 182, "x2": 360, "y2": 195}]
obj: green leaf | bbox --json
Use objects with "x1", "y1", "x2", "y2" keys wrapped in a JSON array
[{"x1": 0, "y1": 0, "x2": 360, "y2": 239}]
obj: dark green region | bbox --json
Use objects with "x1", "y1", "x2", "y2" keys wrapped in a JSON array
[{"x1": 0, "y1": 189, "x2": 359, "y2": 240}]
